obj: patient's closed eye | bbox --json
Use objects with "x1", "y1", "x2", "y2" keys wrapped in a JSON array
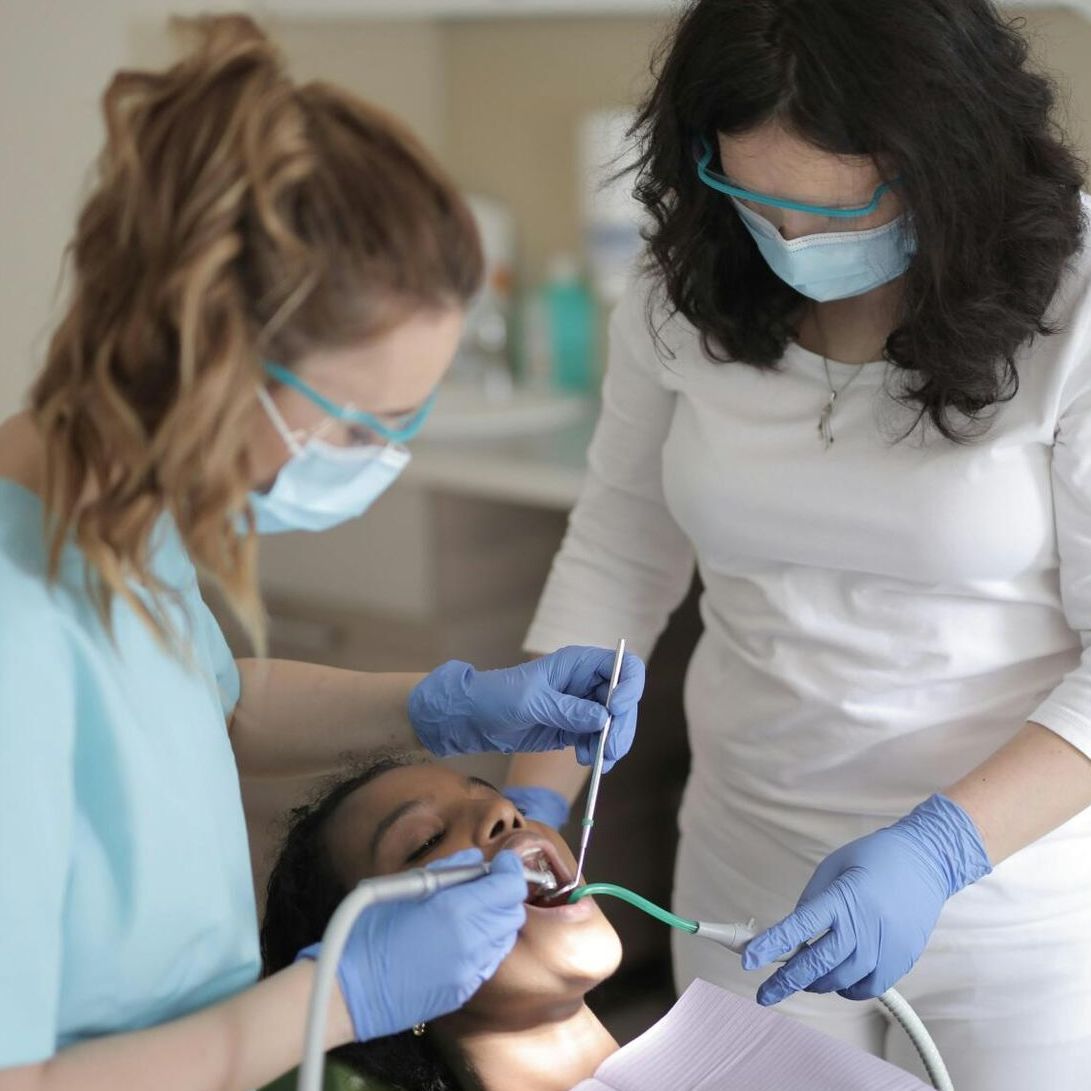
[{"x1": 406, "y1": 830, "x2": 445, "y2": 863}]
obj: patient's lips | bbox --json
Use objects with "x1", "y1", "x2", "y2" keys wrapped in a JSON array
[
  {"x1": 503, "y1": 832, "x2": 593, "y2": 919},
  {"x1": 503, "y1": 832, "x2": 574, "y2": 905}
]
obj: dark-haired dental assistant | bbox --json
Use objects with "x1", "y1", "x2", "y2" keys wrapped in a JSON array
[{"x1": 509, "y1": 1, "x2": 1091, "y2": 1086}]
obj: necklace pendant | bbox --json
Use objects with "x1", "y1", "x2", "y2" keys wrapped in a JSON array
[{"x1": 818, "y1": 393, "x2": 837, "y2": 449}]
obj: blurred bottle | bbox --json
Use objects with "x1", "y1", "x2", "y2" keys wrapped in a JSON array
[
  {"x1": 543, "y1": 254, "x2": 596, "y2": 395},
  {"x1": 454, "y1": 193, "x2": 517, "y2": 399}
]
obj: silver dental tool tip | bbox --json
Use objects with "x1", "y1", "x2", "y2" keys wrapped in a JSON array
[
  {"x1": 522, "y1": 866, "x2": 558, "y2": 891},
  {"x1": 554, "y1": 637, "x2": 628, "y2": 900}
]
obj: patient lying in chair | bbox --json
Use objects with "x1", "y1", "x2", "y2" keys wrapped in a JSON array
[{"x1": 261, "y1": 750, "x2": 929, "y2": 1091}]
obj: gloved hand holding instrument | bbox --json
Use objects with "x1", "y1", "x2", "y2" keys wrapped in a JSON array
[
  {"x1": 409, "y1": 644, "x2": 645, "y2": 769},
  {"x1": 296, "y1": 848, "x2": 535, "y2": 1044}
]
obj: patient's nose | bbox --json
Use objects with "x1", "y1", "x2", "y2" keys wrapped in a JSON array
[{"x1": 477, "y1": 793, "x2": 525, "y2": 847}]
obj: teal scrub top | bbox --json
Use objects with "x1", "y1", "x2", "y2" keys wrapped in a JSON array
[{"x1": 0, "y1": 478, "x2": 261, "y2": 1067}]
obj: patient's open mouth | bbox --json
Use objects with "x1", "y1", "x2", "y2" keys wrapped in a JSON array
[{"x1": 508, "y1": 837, "x2": 576, "y2": 909}]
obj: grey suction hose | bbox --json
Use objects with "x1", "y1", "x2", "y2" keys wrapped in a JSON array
[{"x1": 874, "y1": 987, "x2": 952, "y2": 1091}]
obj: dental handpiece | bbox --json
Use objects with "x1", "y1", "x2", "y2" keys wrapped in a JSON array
[{"x1": 419, "y1": 860, "x2": 558, "y2": 896}]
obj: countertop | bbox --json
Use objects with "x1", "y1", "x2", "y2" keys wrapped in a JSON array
[{"x1": 404, "y1": 392, "x2": 598, "y2": 510}]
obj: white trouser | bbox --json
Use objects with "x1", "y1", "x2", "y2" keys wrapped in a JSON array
[{"x1": 672, "y1": 799, "x2": 1091, "y2": 1091}]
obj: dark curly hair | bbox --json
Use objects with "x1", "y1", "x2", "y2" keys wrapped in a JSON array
[
  {"x1": 632, "y1": 0, "x2": 1086, "y2": 441},
  {"x1": 261, "y1": 750, "x2": 465, "y2": 1091}
]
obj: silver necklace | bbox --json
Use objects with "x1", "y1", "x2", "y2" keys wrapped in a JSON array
[{"x1": 818, "y1": 357, "x2": 864, "y2": 450}]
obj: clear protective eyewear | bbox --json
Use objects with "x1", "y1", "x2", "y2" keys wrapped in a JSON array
[
  {"x1": 695, "y1": 137, "x2": 899, "y2": 220},
  {"x1": 262, "y1": 361, "x2": 436, "y2": 448}
]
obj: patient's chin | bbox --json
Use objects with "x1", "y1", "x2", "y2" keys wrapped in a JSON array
[
  {"x1": 464, "y1": 900, "x2": 623, "y2": 1017},
  {"x1": 521, "y1": 901, "x2": 623, "y2": 989}
]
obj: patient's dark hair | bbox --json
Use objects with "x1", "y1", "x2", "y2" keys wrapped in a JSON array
[
  {"x1": 632, "y1": 0, "x2": 1086, "y2": 441},
  {"x1": 261, "y1": 749, "x2": 463, "y2": 1091}
]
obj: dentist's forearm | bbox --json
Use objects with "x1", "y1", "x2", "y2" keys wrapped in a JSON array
[
  {"x1": 230, "y1": 658, "x2": 425, "y2": 778},
  {"x1": 945, "y1": 720, "x2": 1091, "y2": 864},
  {"x1": 0, "y1": 962, "x2": 352, "y2": 1091},
  {"x1": 506, "y1": 748, "x2": 590, "y2": 802}
]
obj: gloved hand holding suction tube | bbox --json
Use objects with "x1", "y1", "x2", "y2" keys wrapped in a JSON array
[
  {"x1": 297, "y1": 848, "x2": 527, "y2": 1042},
  {"x1": 409, "y1": 645, "x2": 646, "y2": 770},
  {"x1": 743, "y1": 793, "x2": 992, "y2": 1005}
]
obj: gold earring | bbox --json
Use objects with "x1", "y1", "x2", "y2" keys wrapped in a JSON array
[{"x1": 412, "y1": 1023, "x2": 427, "y2": 1037}]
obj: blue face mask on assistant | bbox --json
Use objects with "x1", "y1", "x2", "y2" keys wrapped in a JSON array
[
  {"x1": 695, "y1": 138, "x2": 915, "y2": 302},
  {"x1": 730, "y1": 198, "x2": 914, "y2": 302},
  {"x1": 248, "y1": 363, "x2": 435, "y2": 535}
]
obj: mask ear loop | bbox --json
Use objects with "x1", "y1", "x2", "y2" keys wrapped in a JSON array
[{"x1": 256, "y1": 385, "x2": 305, "y2": 457}]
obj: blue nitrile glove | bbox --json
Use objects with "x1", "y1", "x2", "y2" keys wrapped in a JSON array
[
  {"x1": 743, "y1": 794, "x2": 991, "y2": 1005},
  {"x1": 297, "y1": 848, "x2": 527, "y2": 1042},
  {"x1": 409, "y1": 646, "x2": 646, "y2": 771},
  {"x1": 503, "y1": 785, "x2": 571, "y2": 829}
]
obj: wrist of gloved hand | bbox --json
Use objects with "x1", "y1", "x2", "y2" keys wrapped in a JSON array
[
  {"x1": 895, "y1": 792, "x2": 992, "y2": 897},
  {"x1": 408, "y1": 649, "x2": 644, "y2": 765},
  {"x1": 743, "y1": 792, "x2": 991, "y2": 1005},
  {"x1": 503, "y1": 785, "x2": 571, "y2": 829},
  {"x1": 409, "y1": 660, "x2": 478, "y2": 757}
]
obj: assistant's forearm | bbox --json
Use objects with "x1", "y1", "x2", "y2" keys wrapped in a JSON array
[
  {"x1": 945, "y1": 720, "x2": 1091, "y2": 864},
  {"x1": 506, "y1": 748, "x2": 590, "y2": 802},
  {"x1": 2, "y1": 962, "x2": 351, "y2": 1091},
  {"x1": 231, "y1": 658, "x2": 424, "y2": 778}
]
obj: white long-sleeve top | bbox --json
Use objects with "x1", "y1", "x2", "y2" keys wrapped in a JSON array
[{"x1": 527, "y1": 210, "x2": 1091, "y2": 846}]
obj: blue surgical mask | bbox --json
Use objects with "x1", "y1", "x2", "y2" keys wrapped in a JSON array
[
  {"x1": 731, "y1": 197, "x2": 914, "y2": 302},
  {"x1": 249, "y1": 385, "x2": 412, "y2": 535}
]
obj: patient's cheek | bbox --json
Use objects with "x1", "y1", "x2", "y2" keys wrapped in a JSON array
[{"x1": 589, "y1": 916, "x2": 624, "y2": 978}]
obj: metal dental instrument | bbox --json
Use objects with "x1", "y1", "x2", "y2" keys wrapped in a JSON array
[
  {"x1": 522, "y1": 865, "x2": 557, "y2": 892},
  {"x1": 554, "y1": 637, "x2": 627, "y2": 899}
]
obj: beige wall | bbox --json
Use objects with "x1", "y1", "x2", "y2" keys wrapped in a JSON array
[
  {"x1": 1023, "y1": 7, "x2": 1091, "y2": 158},
  {"x1": 266, "y1": 18, "x2": 446, "y2": 152},
  {"x1": 0, "y1": 2, "x2": 140, "y2": 419},
  {"x1": 442, "y1": 16, "x2": 668, "y2": 283}
]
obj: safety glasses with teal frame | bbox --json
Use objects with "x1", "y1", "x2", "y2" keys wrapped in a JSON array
[
  {"x1": 262, "y1": 361, "x2": 436, "y2": 444},
  {"x1": 695, "y1": 137, "x2": 898, "y2": 220}
]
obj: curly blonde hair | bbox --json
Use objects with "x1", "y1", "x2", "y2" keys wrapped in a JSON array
[{"x1": 30, "y1": 14, "x2": 482, "y2": 653}]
